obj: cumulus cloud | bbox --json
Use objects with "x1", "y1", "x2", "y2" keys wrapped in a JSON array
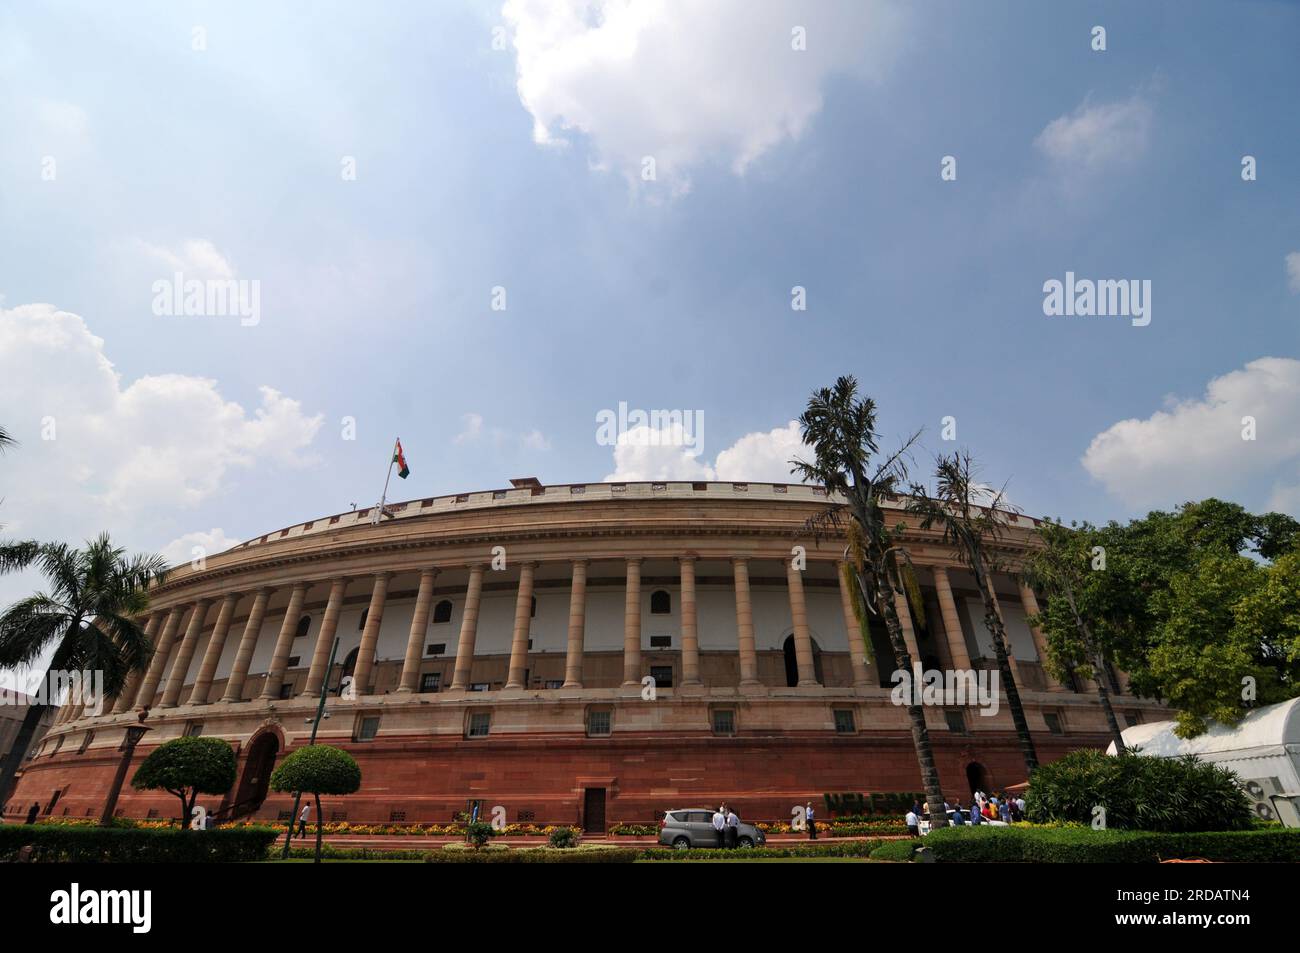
[
  {"x1": 1035, "y1": 90, "x2": 1153, "y2": 172},
  {"x1": 605, "y1": 420, "x2": 810, "y2": 482},
  {"x1": 503, "y1": 0, "x2": 901, "y2": 192},
  {"x1": 159, "y1": 528, "x2": 242, "y2": 568},
  {"x1": 136, "y1": 238, "x2": 236, "y2": 279},
  {"x1": 1081, "y1": 357, "x2": 1300, "y2": 513},
  {"x1": 0, "y1": 303, "x2": 324, "y2": 530}
]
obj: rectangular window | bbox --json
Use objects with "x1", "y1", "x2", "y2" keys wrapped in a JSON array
[
  {"x1": 833, "y1": 709, "x2": 856, "y2": 734},
  {"x1": 586, "y1": 709, "x2": 612, "y2": 737},
  {"x1": 650, "y1": 665, "x2": 673, "y2": 688},
  {"x1": 355, "y1": 716, "x2": 381, "y2": 742},
  {"x1": 945, "y1": 710, "x2": 967, "y2": 734},
  {"x1": 1044, "y1": 712, "x2": 1064, "y2": 735},
  {"x1": 279, "y1": 683, "x2": 293, "y2": 700},
  {"x1": 184, "y1": 722, "x2": 204, "y2": 737},
  {"x1": 389, "y1": 810, "x2": 406, "y2": 822},
  {"x1": 420, "y1": 672, "x2": 441, "y2": 693},
  {"x1": 1124, "y1": 711, "x2": 1141, "y2": 728},
  {"x1": 649, "y1": 635, "x2": 672, "y2": 648},
  {"x1": 711, "y1": 709, "x2": 736, "y2": 736},
  {"x1": 544, "y1": 679, "x2": 564, "y2": 689},
  {"x1": 470, "y1": 683, "x2": 489, "y2": 693},
  {"x1": 287, "y1": 656, "x2": 301, "y2": 667},
  {"x1": 425, "y1": 643, "x2": 446, "y2": 656},
  {"x1": 467, "y1": 712, "x2": 491, "y2": 738}
]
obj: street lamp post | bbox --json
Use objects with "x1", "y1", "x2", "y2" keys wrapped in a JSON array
[
  {"x1": 280, "y1": 637, "x2": 339, "y2": 859},
  {"x1": 100, "y1": 720, "x2": 150, "y2": 827}
]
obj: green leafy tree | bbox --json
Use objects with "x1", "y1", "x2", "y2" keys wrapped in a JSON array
[
  {"x1": 906, "y1": 451, "x2": 1037, "y2": 774},
  {"x1": 131, "y1": 735, "x2": 237, "y2": 824},
  {"x1": 0, "y1": 535, "x2": 169, "y2": 801},
  {"x1": 269, "y1": 744, "x2": 361, "y2": 863},
  {"x1": 1024, "y1": 520, "x2": 1127, "y2": 751},
  {"x1": 792, "y1": 376, "x2": 947, "y2": 828}
]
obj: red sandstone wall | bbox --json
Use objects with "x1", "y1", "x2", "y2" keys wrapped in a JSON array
[{"x1": 5, "y1": 731, "x2": 1106, "y2": 827}]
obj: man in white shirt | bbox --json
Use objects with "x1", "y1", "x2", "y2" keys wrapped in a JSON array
[
  {"x1": 724, "y1": 807, "x2": 739, "y2": 849},
  {"x1": 806, "y1": 801, "x2": 817, "y2": 840},
  {"x1": 296, "y1": 802, "x2": 312, "y2": 839},
  {"x1": 711, "y1": 806, "x2": 726, "y2": 849},
  {"x1": 905, "y1": 809, "x2": 919, "y2": 837}
]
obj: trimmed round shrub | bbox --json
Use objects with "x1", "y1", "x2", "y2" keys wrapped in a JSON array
[
  {"x1": 131, "y1": 736, "x2": 237, "y2": 822},
  {"x1": 869, "y1": 839, "x2": 921, "y2": 862},
  {"x1": 1025, "y1": 749, "x2": 1252, "y2": 832},
  {"x1": 548, "y1": 826, "x2": 581, "y2": 848}
]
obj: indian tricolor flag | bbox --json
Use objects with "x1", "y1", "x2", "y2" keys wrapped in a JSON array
[{"x1": 393, "y1": 439, "x2": 410, "y2": 479}]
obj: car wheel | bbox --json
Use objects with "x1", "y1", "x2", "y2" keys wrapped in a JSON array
[
  {"x1": 672, "y1": 836, "x2": 690, "y2": 850},
  {"x1": 738, "y1": 836, "x2": 755, "y2": 848}
]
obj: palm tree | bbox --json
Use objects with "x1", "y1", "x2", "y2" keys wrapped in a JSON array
[
  {"x1": 1024, "y1": 519, "x2": 1127, "y2": 751},
  {"x1": 0, "y1": 534, "x2": 169, "y2": 802},
  {"x1": 792, "y1": 376, "x2": 948, "y2": 829},
  {"x1": 906, "y1": 450, "x2": 1038, "y2": 774}
]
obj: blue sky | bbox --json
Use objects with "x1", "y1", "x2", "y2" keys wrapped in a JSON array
[{"x1": 1, "y1": 0, "x2": 1298, "y2": 601}]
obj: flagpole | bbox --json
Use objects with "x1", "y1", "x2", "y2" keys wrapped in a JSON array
[{"x1": 374, "y1": 437, "x2": 398, "y2": 525}]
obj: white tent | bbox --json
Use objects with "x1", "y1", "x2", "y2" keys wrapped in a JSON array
[{"x1": 1108, "y1": 697, "x2": 1300, "y2": 827}]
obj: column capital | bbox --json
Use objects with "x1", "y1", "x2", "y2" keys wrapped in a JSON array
[
  {"x1": 625, "y1": 556, "x2": 643, "y2": 566},
  {"x1": 677, "y1": 554, "x2": 697, "y2": 564},
  {"x1": 371, "y1": 570, "x2": 394, "y2": 581},
  {"x1": 731, "y1": 555, "x2": 750, "y2": 567},
  {"x1": 571, "y1": 557, "x2": 589, "y2": 568},
  {"x1": 465, "y1": 561, "x2": 488, "y2": 572}
]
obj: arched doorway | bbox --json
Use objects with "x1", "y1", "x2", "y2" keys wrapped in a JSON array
[
  {"x1": 782, "y1": 635, "x2": 825, "y2": 687},
  {"x1": 965, "y1": 761, "x2": 988, "y2": 796},
  {"x1": 337, "y1": 646, "x2": 359, "y2": 693},
  {"x1": 233, "y1": 733, "x2": 279, "y2": 815}
]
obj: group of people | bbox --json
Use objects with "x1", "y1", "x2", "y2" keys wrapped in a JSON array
[
  {"x1": 710, "y1": 804, "x2": 742, "y2": 848},
  {"x1": 905, "y1": 790, "x2": 1026, "y2": 835}
]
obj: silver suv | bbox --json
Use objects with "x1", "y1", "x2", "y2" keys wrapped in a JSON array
[{"x1": 659, "y1": 809, "x2": 767, "y2": 849}]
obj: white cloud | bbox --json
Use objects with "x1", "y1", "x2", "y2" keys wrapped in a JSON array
[
  {"x1": 605, "y1": 420, "x2": 809, "y2": 482},
  {"x1": 454, "y1": 412, "x2": 485, "y2": 444},
  {"x1": 1035, "y1": 90, "x2": 1153, "y2": 172},
  {"x1": 1286, "y1": 251, "x2": 1300, "y2": 293},
  {"x1": 520, "y1": 428, "x2": 551, "y2": 451},
  {"x1": 159, "y1": 528, "x2": 241, "y2": 568},
  {"x1": 136, "y1": 238, "x2": 236, "y2": 279},
  {"x1": 1081, "y1": 357, "x2": 1300, "y2": 513},
  {"x1": 503, "y1": 0, "x2": 900, "y2": 192},
  {"x1": 0, "y1": 303, "x2": 323, "y2": 530}
]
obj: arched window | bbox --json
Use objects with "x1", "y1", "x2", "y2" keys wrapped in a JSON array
[
  {"x1": 650, "y1": 590, "x2": 671, "y2": 615},
  {"x1": 294, "y1": 615, "x2": 311, "y2": 639},
  {"x1": 432, "y1": 600, "x2": 453, "y2": 624},
  {"x1": 358, "y1": 608, "x2": 368, "y2": 631},
  {"x1": 530, "y1": 596, "x2": 537, "y2": 618}
]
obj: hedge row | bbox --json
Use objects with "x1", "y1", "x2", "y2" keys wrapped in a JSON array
[
  {"x1": 425, "y1": 847, "x2": 640, "y2": 864},
  {"x1": 0, "y1": 825, "x2": 280, "y2": 863},
  {"x1": 637, "y1": 839, "x2": 884, "y2": 860},
  {"x1": 869, "y1": 840, "x2": 923, "y2": 862},
  {"x1": 920, "y1": 826, "x2": 1300, "y2": 863}
]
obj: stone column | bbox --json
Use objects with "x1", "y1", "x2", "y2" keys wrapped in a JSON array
[
  {"x1": 351, "y1": 573, "x2": 392, "y2": 696},
  {"x1": 505, "y1": 563, "x2": 537, "y2": 690},
  {"x1": 732, "y1": 558, "x2": 760, "y2": 687},
  {"x1": 222, "y1": 587, "x2": 273, "y2": 703},
  {"x1": 1018, "y1": 580, "x2": 1061, "y2": 691},
  {"x1": 678, "y1": 557, "x2": 701, "y2": 687},
  {"x1": 188, "y1": 593, "x2": 239, "y2": 705},
  {"x1": 160, "y1": 598, "x2": 212, "y2": 708},
  {"x1": 261, "y1": 582, "x2": 310, "y2": 699},
  {"x1": 398, "y1": 569, "x2": 439, "y2": 693},
  {"x1": 787, "y1": 558, "x2": 818, "y2": 686},
  {"x1": 932, "y1": 566, "x2": 971, "y2": 670},
  {"x1": 562, "y1": 560, "x2": 588, "y2": 688},
  {"x1": 303, "y1": 578, "x2": 348, "y2": 697},
  {"x1": 893, "y1": 589, "x2": 922, "y2": 663},
  {"x1": 621, "y1": 557, "x2": 642, "y2": 687},
  {"x1": 136, "y1": 605, "x2": 187, "y2": 709},
  {"x1": 838, "y1": 562, "x2": 871, "y2": 687},
  {"x1": 114, "y1": 611, "x2": 163, "y2": 713},
  {"x1": 450, "y1": 565, "x2": 485, "y2": 691}
]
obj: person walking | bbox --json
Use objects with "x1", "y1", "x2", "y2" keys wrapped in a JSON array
[
  {"x1": 905, "y1": 807, "x2": 920, "y2": 837},
  {"x1": 711, "y1": 805, "x2": 726, "y2": 849},
  {"x1": 296, "y1": 802, "x2": 312, "y2": 839},
  {"x1": 806, "y1": 801, "x2": 817, "y2": 840},
  {"x1": 725, "y1": 806, "x2": 739, "y2": 849}
]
